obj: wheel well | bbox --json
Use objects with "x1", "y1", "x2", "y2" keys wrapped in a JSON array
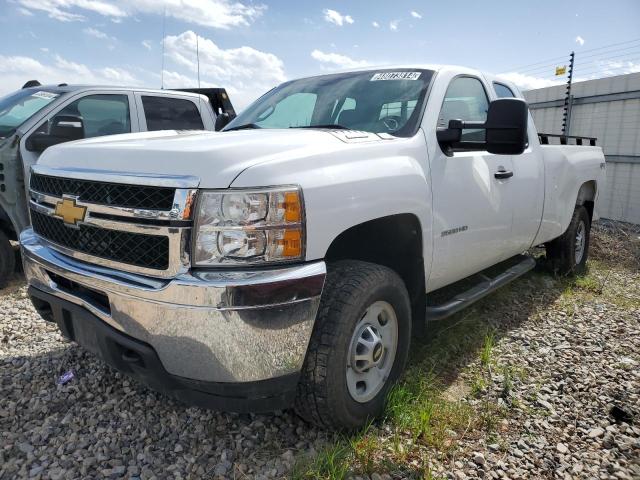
[
  {"x1": 325, "y1": 214, "x2": 426, "y2": 332},
  {"x1": 576, "y1": 180, "x2": 596, "y2": 222}
]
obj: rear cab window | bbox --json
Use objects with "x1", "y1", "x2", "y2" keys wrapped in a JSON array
[
  {"x1": 493, "y1": 83, "x2": 516, "y2": 98},
  {"x1": 141, "y1": 96, "x2": 204, "y2": 131}
]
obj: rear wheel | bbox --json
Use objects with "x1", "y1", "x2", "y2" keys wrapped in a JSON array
[
  {"x1": 295, "y1": 260, "x2": 411, "y2": 430},
  {"x1": 0, "y1": 230, "x2": 16, "y2": 287},
  {"x1": 545, "y1": 205, "x2": 590, "y2": 275}
]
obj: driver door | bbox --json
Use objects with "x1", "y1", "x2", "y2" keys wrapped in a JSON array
[{"x1": 427, "y1": 76, "x2": 516, "y2": 291}]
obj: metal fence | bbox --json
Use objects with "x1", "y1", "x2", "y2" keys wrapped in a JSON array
[{"x1": 524, "y1": 72, "x2": 640, "y2": 224}]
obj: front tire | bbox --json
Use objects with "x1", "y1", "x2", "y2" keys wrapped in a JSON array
[
  {"x1": 545, "y1": 205, "x2": 591, "y2": 275},
  {"x1": 294, "y1": 260, "x2": 411, "y2": 431}
]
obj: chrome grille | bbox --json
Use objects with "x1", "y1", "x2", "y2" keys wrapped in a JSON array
[
  {"x1": 28, "y1": 166, "x2": 198, "y2": 278},
  {"x1": 30, "y1": 173, "x2": 176, "y2": 210},
  {"x1": 31, "y1": 210, "x2": 169, "y2": 270}
]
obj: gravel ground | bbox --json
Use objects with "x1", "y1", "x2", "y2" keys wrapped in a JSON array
[{"x1": 1, "y1": 223, "x2": 639, "y2": 479}]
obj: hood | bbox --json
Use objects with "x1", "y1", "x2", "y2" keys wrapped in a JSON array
[{"x1": 37, "y1": 129, "x2": 393, "y2": 188}]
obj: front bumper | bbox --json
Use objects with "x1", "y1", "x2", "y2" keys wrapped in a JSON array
[{"x1": 21, "y1": 229, "x2": 325, "y2": 407}]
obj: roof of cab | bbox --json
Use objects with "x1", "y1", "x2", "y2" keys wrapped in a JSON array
[{"x1": 21, "y1": 84, "x2": 211, "y2": 98}]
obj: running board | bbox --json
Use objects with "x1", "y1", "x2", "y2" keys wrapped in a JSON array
[{"x1": 425, "y1": 255, "x2": 536, "y2": 321}]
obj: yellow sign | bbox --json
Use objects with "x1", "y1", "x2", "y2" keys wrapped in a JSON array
[
  {"x1": 54, "y1": 198, "x2": 87, "y2": 226},
  {"x1": 555, "y1": 66, "x2": 567, "y2": 76}
]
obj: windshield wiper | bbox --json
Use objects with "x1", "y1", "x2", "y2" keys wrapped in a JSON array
[
  {"x1": 291, "y1": 124, "x2": 351, "y2": 130},
  {"x1": 224, "y1": 123, "x2": 262, "y2": 132}
]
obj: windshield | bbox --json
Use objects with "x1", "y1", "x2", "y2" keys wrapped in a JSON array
[
  {"x1": 225, "y1": 69, "x2": 434, "y2": 137},
  {"x1": 0, "y1": 88, "x2": 62, "y2": 139}
]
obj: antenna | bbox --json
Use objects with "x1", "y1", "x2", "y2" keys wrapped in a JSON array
[
  {"x1": 196, "y1": 32, "x2": 204, "y2": 119},
  {"x1": 161, "y1": 6, "x2": 166, "y2": 89}
]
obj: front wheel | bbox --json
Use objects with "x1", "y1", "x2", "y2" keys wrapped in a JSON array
[
  {"x1": 545, "y1": 205, "x2": 591, "y2": 275},
  {"x1": 295, "y1": 260, "x2": 411, "y2": 430}
]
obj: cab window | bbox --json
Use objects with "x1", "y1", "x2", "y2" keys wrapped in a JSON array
[
  {"x1": 142, "y1": 96, "x2": 204, "y2": 131},
  {"x1": 57, "y1": 94, "x2": 131, "y2": 138},
  {"x1": 438, "y1": 76, "x2": 489, "y2": 145},
  {"x1": 493, "y1": 83, "x2": 515, "y2": 98}
]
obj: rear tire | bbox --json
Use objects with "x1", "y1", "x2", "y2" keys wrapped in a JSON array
[
  {"x1": 0, "y1": 230, "x2": 16, "y2": 287},
  {"x1": 294, "y1": 260, "x2": 411, "y2": 431},
  {"x1": 545, "y1": 205, "x2": 590, "y2": 276}
]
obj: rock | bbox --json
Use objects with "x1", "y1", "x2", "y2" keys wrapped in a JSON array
[
  {"x1": 214, "y1": 464, "x2": 228, "y2": 476},
  {"x1": 473, "y1": 452, "x2": 486, "y2": 466},
  {"x1": 588, "y1": 427, "x2": 605, "y2": 438},
  {"x1": 556, "y1": 443, "x2": 568, "y2": 454}
]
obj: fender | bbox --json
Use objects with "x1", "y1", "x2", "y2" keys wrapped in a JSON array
[
  {"x1": 533, "y1": 145, "x2": 604, "y2": 245},
  {"x1": 230, "y1": 132, "x2": 433, "y2": 279}
]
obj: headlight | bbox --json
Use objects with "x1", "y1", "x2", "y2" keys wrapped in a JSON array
[{"x1": 193, "y1": 187, "x2": 304, "y2": 266}]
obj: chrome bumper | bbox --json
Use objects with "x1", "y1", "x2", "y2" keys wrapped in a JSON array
[{"x1": 21, "y1": 229, "x2": 325, "y2": 383}]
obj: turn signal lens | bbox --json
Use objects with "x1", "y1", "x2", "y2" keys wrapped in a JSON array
[{"x1": 283, "y1": 192, "x2": 301, "y2": 223}]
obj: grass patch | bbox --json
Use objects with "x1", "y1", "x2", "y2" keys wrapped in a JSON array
[
  {"x1": 480, "y1": 331, "x2": 495, "y2": 367},
  {"x1": 291, "y1": 441, "x2": 352, "y2": 480}
]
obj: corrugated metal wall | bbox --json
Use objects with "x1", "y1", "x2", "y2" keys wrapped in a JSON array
[{"x1": 524, "y1": 72, "x2": 640, "y2": 224}]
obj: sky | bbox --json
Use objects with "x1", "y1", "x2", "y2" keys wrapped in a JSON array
[{"x1": 1, "y1": 0, "x2": 639, "y2": 109}]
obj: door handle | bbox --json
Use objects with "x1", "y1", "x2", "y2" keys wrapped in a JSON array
[{"x1": 494, "y1": 168, "x2": 514, "y2": 179}]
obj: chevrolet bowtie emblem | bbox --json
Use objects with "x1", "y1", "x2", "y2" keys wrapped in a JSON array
[{"x1": 54, "y1": 198, "x2": 87, "y2": 226}]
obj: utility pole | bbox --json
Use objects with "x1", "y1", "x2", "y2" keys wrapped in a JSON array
[{"x1": 561, "y1": 51, "x2": 575, "y2": 138}]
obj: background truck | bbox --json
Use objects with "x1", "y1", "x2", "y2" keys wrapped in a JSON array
[
  {"x1": 0, "y1": 82, "x2": 235, "y2": 284},
  {"x1": 21, "y1": 65, "x2": 605, "y2": 430}
]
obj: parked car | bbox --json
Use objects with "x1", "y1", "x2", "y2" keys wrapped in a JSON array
[
  {"x1": 0, "y1": 82, "x2": 235, "y2": 283},
  {"x1": 21, "y1": 65, "x2": 605, "y2": 430}
]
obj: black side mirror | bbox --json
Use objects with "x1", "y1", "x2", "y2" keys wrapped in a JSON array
[
  {"x1": 215, "y1": 112, "x2": 231, "y2": 131},
  {"x1": 26, "y1": 115, "x2": 85, "y2": 152},
  {"x1": 484, "y1": 99, "x2": 528, "y2": 155},
  {"x1": 436, "y1": 98, "x2": 529, "y2": 155}
]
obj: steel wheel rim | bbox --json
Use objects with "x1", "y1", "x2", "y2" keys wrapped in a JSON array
[
  {"x1": 346, "y1": 300, "x2": 398, "y2": 403},
  {"x1": 575, "y1": 220, "x2": 586, "y2": 265}
]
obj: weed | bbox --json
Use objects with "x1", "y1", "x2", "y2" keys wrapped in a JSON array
[
  {"x1": 291, "y1": 442, "x2": 352, "y2": 480},
  {"x1": 480, "y1": 331, "x2": 495, "y2": 367},
  {"x1": 501, "y1": 366, "x2": 514, "y2": 399},
  {"x1": 470, "y1": 374, "x2": 487, "y2": 397}
]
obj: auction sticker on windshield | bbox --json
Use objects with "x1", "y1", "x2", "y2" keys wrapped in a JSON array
[
  {"x1": 31, "y1": 91, "x2": 59, "y2": 100},
  {"x1": 371, "y1": 72, "x2": 422, "y2": 81}
]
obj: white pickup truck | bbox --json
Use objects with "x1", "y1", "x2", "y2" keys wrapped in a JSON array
[{"x1": 21, "y1": 65, "x2": 605, "y2": 430}]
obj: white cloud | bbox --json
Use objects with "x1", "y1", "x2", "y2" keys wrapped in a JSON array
[
  {"x1": 595, "y1": 60, "x2": 640, "y2": 76},
  {"x1": 163, "y1": 31, "x2": 286, "y2": 109},
  {"x1": 16, "y1": 0, "x2": 265, "y2": 29},
  {"x1": 16, "y1": 0, "x2": 125, "y2": 21},
  {"x1": 497, "y1": 72, "x2": 564, "y2": 91},
  {"x1": 310, "y1": 49, "x2": 370, "y2": 70},
  {"x1": 389, "y1": 20, "x2": 399, "y2": 31},
  {"x1": 323, "y1": 8, "x2": 353, "y2": 26},
  {"x1": 82, "y1": 27, "x2": 113, "y2": 40},
  {"x1": 372, "y1": 21, "x2": 379, "y2": 28},
  {"x1": 142, "y1": 40, "x2": 153, "y2": 50},
  {"x1": 410, "y1": 11, "x2": 422, "y2": 19},
  {"x1": 575, "y1": 35, "x2": 585, "y2": 46},
  {"x1": 0, "y1": 54, "x2": 141, "y2": 96}
]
